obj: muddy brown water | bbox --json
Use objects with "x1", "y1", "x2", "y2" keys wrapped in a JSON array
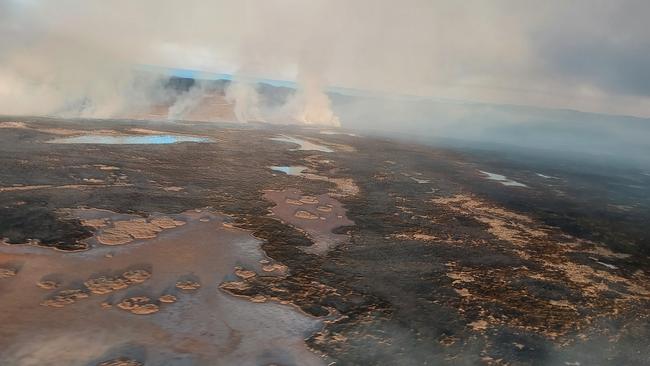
[
  {"x1": 264, "y1": 189, "x2": 354, "y2": 254},
  {"x1": 0, "y1": 209, "x2": 325, "y2": 366}
]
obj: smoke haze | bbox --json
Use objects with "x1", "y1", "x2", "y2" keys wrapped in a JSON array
[{"x1": 1, "y1": 1, "x2": 649, "y2": 131}]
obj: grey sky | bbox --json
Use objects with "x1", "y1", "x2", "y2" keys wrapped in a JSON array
[{"x1": 533, "y1": 1, "x2": 650, "y2": 98}]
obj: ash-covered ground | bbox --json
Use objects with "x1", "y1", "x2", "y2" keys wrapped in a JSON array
[{"x1": 0, "y1": 116, "x2": 649, "y2": 366}]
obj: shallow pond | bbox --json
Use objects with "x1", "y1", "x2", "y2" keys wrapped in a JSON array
[
  {"x1": 479, "y1": 170, "x2": 528, "y2": 188},
  {"x1": 319, "y1": 130, "x2": 358, "y2": 137},
  {"x1": 536, "y1": 173, "x2": 558, "y2": 179},
  {"x1": 269, "y1": 135, "x2": 333, "y2": 152},
  {"x1": 47, "y1": 134, "x2": 212, "y2": 145},
  {"x1": 269, "y1": 166, "x2": 308, "y2": 176}
]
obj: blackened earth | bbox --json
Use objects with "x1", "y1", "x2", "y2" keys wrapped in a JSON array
[{"x1": 1, "y1": 115, "x2": 649, "y2": 365}]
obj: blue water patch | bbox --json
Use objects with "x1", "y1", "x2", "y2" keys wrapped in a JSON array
[{"x1": 47, "y1": 134, "x2": 212, "y2": 145}]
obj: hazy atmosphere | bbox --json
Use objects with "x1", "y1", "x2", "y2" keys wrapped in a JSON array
[
  {"x1": 1, "y1": 2, "x2": 649, "y2": 366},
  {"x1": 2, "y1": 0, "x2": 650, "y2": 118}
]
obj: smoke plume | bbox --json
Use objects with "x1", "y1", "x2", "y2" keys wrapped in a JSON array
[{"x1": 1, "y1": 0, "x2": 649, "y2": 124}]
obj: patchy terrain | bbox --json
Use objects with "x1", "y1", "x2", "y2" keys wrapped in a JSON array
[{"x1": 1, "y1": 116, "x2": 649, "y2": 365}]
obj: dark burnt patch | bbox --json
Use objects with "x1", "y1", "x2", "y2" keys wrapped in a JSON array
[{"x1": 0, "y1": 205, "x2": 91, "y2": 250}]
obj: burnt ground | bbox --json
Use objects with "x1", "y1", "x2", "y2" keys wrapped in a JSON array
[{"x1": 1, "y1": 115, "x2": 649, "y2": 365}]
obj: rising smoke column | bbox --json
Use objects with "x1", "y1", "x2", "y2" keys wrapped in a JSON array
[
  {"x1": 281, "y1": 72, "x2": 341, "y2": 127},
  {"x1": 225, "y1": 78, "x2": 264, "y2": 123},
  {"x1": 224, "y1": 73, "x2": 341, "y2": 126}
]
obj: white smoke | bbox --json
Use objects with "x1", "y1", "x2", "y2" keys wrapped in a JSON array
[
  {"x1": 167, "y1": 81, "x2": 207, "y2": 120},
  {"x1": 1, "y1": 0, "x2": 649, "y2": 121},
  {"x1": 0, "y1": 0, "x2": 346, "y2": 125},
  {"x1": 281, "y1": 75, "x2": 341, "y2": 127},
  {"x1": 224, "y1": 76, "x2": 340, "y2": 126},
  {"x1": 225, "y1": 80, "x2": 264, "y2": 123}
]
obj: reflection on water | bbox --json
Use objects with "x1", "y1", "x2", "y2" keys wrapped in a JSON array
[
  {"x1": 270, "y1": 166, "x2": 308, "y2": 176},
  {"x1": 269, "y1": 135, "x2": 333, "y2": 152},
  {"x1": 536, "y1": 173, "x2": 558, "y2": 179},
  {"x1": 48, "y1": 134, "x2": 212, "y2": 145},
  {"x1": 0, "y1": 209, "x2": 324, "y2": 366},
  {"x1": 410, "y1": 177, "x2": 430, "y2": 184},
  {"x1": 319, "y1": 130, "x2": 358, "y2": 137},
  {"x1": 479, "y1": 170, "x2": 528, "y2": 188}
]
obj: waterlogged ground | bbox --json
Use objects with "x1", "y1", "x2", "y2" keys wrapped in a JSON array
[
  {"x1": 1, "y1": 116, "x2": 649, "y2": 365},
  {"x1": 0, "y1": 209, "x2": 324, "y2": 366}
]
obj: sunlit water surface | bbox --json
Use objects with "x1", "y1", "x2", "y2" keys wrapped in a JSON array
[
  {"x1": 47, "y1": 135, "x2": 212, "y2": 145},
  {"x1": 269, "y1": 135, "x2": 333, "y2": 152},
  {"x1": 479, "y1": 170, "x2": 528, "y2": 188},
  {"x1": 269, "y1": 166, "x2": 308, "y2": 175}
]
